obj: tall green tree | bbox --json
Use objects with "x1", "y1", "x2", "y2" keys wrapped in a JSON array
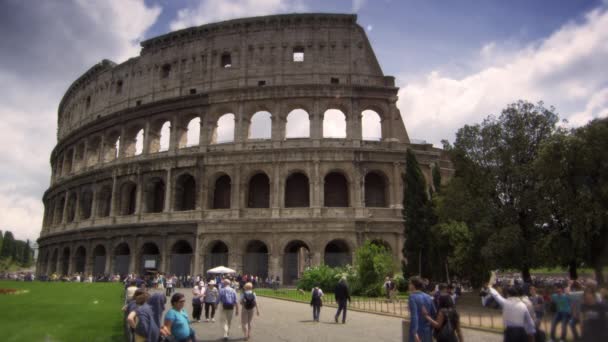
[
  {"x1": 402, "y1": 149, "x2": 435, "y2": 278},
  {"x1": 0, "y1": 230, "x2": 3, "y2": 255},
  {"x1": 1, "y1": 231, "x2": 15, "y2": 259},
  {"x1": 354, "y1": 240, "x2": 395, "y2": 296},
  {"x1": 444, "y1": 101, "x2": 559, "y2": 283},
  {"x1": 22, "y1": 239, "x2": 32, "y2": 266}
]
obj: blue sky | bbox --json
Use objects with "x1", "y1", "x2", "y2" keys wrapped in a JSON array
[{"x1": 0, "y1": 0, "x2": 607, "y2": 242}]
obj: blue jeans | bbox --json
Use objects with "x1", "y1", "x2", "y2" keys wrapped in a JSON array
[
  {"x1": 550, "y1": 311, "x2": 570, "y2": 340},
  {"x1": 335, "y1": 299, "x2": 347, "y2": 323},
  {"x1": 569, "y1": 316, "x2": 580, "y2": 340},
  {"x1": 312, "y1": 304, "x2": 321, "y2": 321}
]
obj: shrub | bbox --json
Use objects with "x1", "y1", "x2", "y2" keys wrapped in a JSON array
[
  {"x1": 352, "y1": 240, "x2": 396, "y2": 297},
  {"x1": 297, "y1": 264, "x2": 357, "y2": 292}
]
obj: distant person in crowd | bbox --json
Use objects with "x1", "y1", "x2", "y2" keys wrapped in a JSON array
[
  {"x1": 161, "y1": 293, "x2": 195, "y2": 342},
  {"x1": 550, "y1": 285, "x2": 571, "y2": 342},
  {"x1": 310, "y1": 284, "x2": 324, "y2": 322},
  {"x1": 408, "y1": 276, "x2": 436, "y2": 342},
  {"x1": 580, "y1": 286, "x2": 608, "y2": 342},
  {"x1": 127, "y1": 291, "x2": 160, "y2": 342},
  {"x1": 422, "y1": 294, "x2": 463, "y2": 342},
  {"x1": 488, "y1": 283, "x2": 536, "y2": 342},
  {"x1": 166, "y1": 275, "x2": 174, "y2": 296},
  {"x1": 204, "y1": 280, "x2": 220, "y2": 322},
  {"x1": 334, "y1": 277, "x2": 351, "y2": 324},
  {"x1": 126, "y1": 280, "x2": 138, "y2": 302},
  {"x1": 384, "y1": 276, "x2": 396, "y2": 302},
  {"x1": 565, "y1": 280, "x2": 584, "y2": 340},
  {"x1": 240, "y1": 282, "x2": 260, "y2": 341},
  {"x1": 529, "y1": 286, "x2": 545, "y2": 329},
  {"x1": 191, "y1": 281, "x2": 205, "y2": 323},
  {"x1": 123, "y1": 289, "x2": 145, "y2": 342},
  {"x1": 147, "y1": 293, "x2": 166, "y2": 333},
  {"x1": 219, "y1": 278, "x2": 239, "y2": 340}
]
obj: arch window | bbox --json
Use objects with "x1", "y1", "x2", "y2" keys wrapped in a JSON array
[
  {"x1": 96, "y1": 185, "x2": 112, "y2": 217},
  {"x1": 134, "y1": 129, "x2": 144, "y2": 155},
  {"x1": 174, "y1": 174, "x2": 196, "y2": 211},
  {"x1": 93, "y1": 245, "x2": 106, "y2": 276},
  {"x1": 161, "y1": 64, "x2": 171, "y2": 78},
  {"x1": 362, "y1": 110, "x2": 382, "y2": 141},
  {"x1": 87, "y1": 137, "x2": 101, "y2": 166},
  {"x1": 248, "y1": 111, "x2": 271, "y2": 139},
  {"x1": 247, "y1": 173, "x2": 270, "y2": 208},
  {"x1": 113, "y1": 243, "x2": 130, "y2": 276},
  {"x1": 283, "y1": 240, "x2": 310, "y2": 285},
  {"x1": 170, "y1": 240, "x2": 193, "y2": 276},
  {"x1": 66, "y1": 193, "x2": 77, "y2": 223},
  {"x1": 205, "y1": 241, "x2": 228, "y2": 271},
  {"x1": 54, "y1": 196, "x2": 65, "y2": 224},
  {"x1": 285, "y1": 109, "x2": 309, "y2": 138},
  {"x1": 74, "y1": 246, "x2": 86, "y2": 274},
  {"x1": 324, "y1": 172, "x2": 349, "y2": 207},
  {"x1": 119, "y1": 181, "x2": 137, "y2": 215},
  {"x1": 243, "y1": 240, "x2": 269, "y2": 278},
  {"x1": 148, "y1": 119, "x2": 171, "y2": 153},
  {"x1": 60, "y1": 247, "x2": 70, "y2": 275},
  {"x1": 324, "y1": 239, "x2": 351, "y2": 267},
  {"x1": 323, "y1": 109, "x2": 346, "y2": 138},
  {"x1": 293, "y1": 46, "x2": 304, "y2": 62},
  {"x1": 285, "y1": 172, "x2": 309, "y2": 207},
  {"x1": 159, "y1": 121, "x2": 171, "y2": 151},
  {"x1": 185, "y1": 117, "x2": 201, "y2": 147},
  {"x1": 221, "y1": 53, "x2": 232, "y2": 68},
  {"x1": 212, "y1": 114, "x2": 235, "y2": 144},
  {"x1": 64, "y1": 149, "x2": 74, "y2": 175},
  {"x1": 144, "y1": 177, "x2": 165, "y2": 213},
  {"x1": 123, "y1": 126, "x2": 144, "y2": 157},
  {"x1": 364, "y1": 172, "x2": 387, "y2": 207},
  {"x1": 212, "y1": 175, "x2": 231, "y2": 209},
  {"x1": 50, "y1": 249, "x2": 58, "y2": 274},
  {"x1": 140, "y1": 242, "x2": 160, "y2": 274},
  {"x1": 79, "y1": 189, "x2": 93, "y2": 219}
]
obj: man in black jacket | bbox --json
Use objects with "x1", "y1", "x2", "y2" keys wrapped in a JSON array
[{"x1": 334, "y1": 277, "x2": 351, "y2": 323}]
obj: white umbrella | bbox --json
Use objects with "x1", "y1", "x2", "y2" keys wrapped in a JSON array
[{"x1": 206, "y1": 266, "x2": 236, "y2": 274}]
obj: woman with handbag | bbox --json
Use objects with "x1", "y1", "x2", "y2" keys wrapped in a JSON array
[{"x1": 422, "y1": 294, "x2": 463, "y2": 342}]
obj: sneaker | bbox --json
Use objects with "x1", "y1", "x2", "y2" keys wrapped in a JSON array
[
  {"x1": 211, "y1": 318, "x2": 215, "y2": 322},
  {"x1": 205, "y1": 318, "x2": 209, "y2": 322},
  {"x1": 335, "y1": 316, "x2": 338, "y2": 323}
]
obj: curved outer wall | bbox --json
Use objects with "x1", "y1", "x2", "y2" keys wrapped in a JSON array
[{"x1": 37, "y1": 13, "x2": 452, "y2": 281}]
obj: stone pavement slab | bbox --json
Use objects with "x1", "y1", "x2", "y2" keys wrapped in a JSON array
[{"x1": 163, "y1": 289, "x2": 502, "y2": 342}]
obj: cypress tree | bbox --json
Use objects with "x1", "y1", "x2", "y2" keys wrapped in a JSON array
[
  {"x1": 402, "y1": 149, "x2": 434, "y2": 278},
  {"x1": 22, "y1": 239, "x2": 32, "y2": 266},
  {"x1": 0, "y1": 230, "x2": 3, "y2": 256},
  {"x1": 1, "y1": 231, "x2": 15, "y2": 259}
]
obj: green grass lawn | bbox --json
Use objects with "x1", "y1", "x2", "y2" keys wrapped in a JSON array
[
  {"x1": 256, "y1": 288, "x2": 408, "y2": 303},
  {"x1": 0, "y1": 281, "x2": 124, "y2": 342}
]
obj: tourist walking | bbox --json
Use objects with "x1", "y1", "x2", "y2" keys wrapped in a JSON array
[
  {"x1": 334, "y1": 277, "x2": 351, "y2": 324},
  {"x1": 580, "y1": 287, "x2": 608, "y2": 342},
  {"x1": 240, "y1": 282, "x2": 260, "y2": 341},
  {"x1": 422, "y1": 294, "x2": 463, "y2": 342},
  {"x1": 408, "y1": 276, "x2": 436, "y2": 342},
  {"x1": 204, "y1": 280, "x2": 219, "y2": 322},
  {"x1": 550, "y1": 285, "x2": 571, "y2": 342},
  {"x1": 529, "y1": 286, "x2": 545, "y2": 328},
  {"x1": 127, "y1": 291, "x2": 161, "y2": 342},
  {"x1": 166, "y1": 275, "x2": 174, "y2": 297},
  {"x1": 219, "y1": 278, "x2": 239, "y2": 340},
  {"x1": 488, "y1": 284, "x2": 536, "y2": 342},
  {"x1": 192, "y1": 281, "x2": 205, "y2": 322},
  {"x1": 161, "y1": 293, "x2": 196, "y2": 342},
  {"x1": 310, "y1": 284, "x2": 323, "y2": 322}
]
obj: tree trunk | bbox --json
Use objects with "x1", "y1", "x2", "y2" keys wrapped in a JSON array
[
  {"x1": 521, "y1": 266, "x2": 532, "y2": 284},
  {"x1": 418, "y1": 250, "x2": 422, "y2": 276},
  {"x1": 445, "y1": 260, "x2": 450, "y2": 284},
  {"x1": 568, "y1": 260, "x2": 578, "y2": 280},
  {"x1": 594, "y1": 263, "x2": 605, "y2": 286}
]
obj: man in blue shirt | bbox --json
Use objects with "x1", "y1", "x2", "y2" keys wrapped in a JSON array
[
  {"x1": 219, "y1": 278, "x2": 239, "y2": 340},
  {"x1": 408, "y1": 276, "x2": 436, "y2": 342}
]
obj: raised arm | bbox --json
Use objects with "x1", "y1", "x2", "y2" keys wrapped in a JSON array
[{"x1": 488, "y1": 287, "x2": 506, "y2": 307}]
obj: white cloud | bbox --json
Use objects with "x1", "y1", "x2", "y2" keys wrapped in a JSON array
[
  {"x1": 352, "y1": 0, "x2": 366, "y2": 13},
  {"x1": 0, "y1": 0, "x2": 160, "y2": 242},
  {"x1": 170, "y1": 0, "x2": 307, "y2": 31},
  {"x1": 398, "y1": 6, "x2": 608, "y2": 146}
]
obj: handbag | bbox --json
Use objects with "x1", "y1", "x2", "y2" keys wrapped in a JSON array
[{"x1": 434, "y1": 309, "x2": 457, "y2": 342}]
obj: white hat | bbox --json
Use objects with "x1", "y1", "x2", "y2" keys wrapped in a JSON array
[
  {"x1": 199, "y1": 281, "x2": 204, "y2": 286},
  {"x1": 208, "y1": 280, "x2": 216, "y2": 285}
]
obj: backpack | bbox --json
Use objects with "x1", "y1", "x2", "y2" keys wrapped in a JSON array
[
  {"x1": 389, "y1": 281, "x2": 396, "y2": 290},
  {"x1": 243, "y1": 292, "x2": 256, "y2": 310},
  {"x1": 312, "y1": 288, "x2": 320, "y2": 300},
  {"x1": 434, "y1": 309, "x2": 457, "y2": 342}
]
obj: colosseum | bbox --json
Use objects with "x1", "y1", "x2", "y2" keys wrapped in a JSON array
[{"x1": 36, "y1": 13, "x2": 452, "y2": 284}]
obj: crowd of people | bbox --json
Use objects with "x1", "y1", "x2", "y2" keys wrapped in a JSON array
[{"x1": 123, "y1": 275, "x2": 262, "y2": 342}]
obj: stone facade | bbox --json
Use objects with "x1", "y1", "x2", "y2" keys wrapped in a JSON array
[{"x1": 36, "y1": 13, "x2": 453, "y2": 283}]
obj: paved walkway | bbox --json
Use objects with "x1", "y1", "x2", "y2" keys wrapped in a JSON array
[{"x1": 163, "y1": 289, "x2": 502, "y2": 342}]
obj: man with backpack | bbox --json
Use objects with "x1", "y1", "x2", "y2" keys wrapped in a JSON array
[
  {"x1": 310, "y1": 284, "x2": 324, "y2": 322},
  {"x1": 240, "y1": 282, "x2": 260, "y2": 341},
  {"x1": 219, "y1": 278, "x2": 239, "y2": 341}
]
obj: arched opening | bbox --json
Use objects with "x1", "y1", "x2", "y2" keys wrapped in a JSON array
[
  {"x1": 54, "y1": 196, "x2": 65, "y2": 224},
  {"x1": 185, "y1": 117, "x2": 201, "y2": 147},
  {"x1": 243, "y1": 240, "x2": 269, "y2": 278},
  {"x1": 104, "y1": 132, "x2": 120, "y2": 161},
  {"x1": 170, "y1": 240, "x2": 193, "y2": 276},
  {"x1": 324, "y1": 172, "x2": 349, "y2": 207},
  {"x1": 285, "y1": 172, "x2": 309, "y2": 207},
  {"x1": 365, "y1": 172, "x2": 387, "y2": 207},
  {"x1": 323, "y1": 109, "x2": 347, "y2": 138},
  {"x1": 159, "y1": 121, "x2": 171, "y2": 151},
  {"x1": 113, "y1": 243, "x2": 130, "y2": 276},
  {"x1": 119, "y1": 181, "x2": 137, "y2": 215},
  {"x1": 247, "y1": 173, "x2": 270, "y2": 208},
  {"x1": 362, "y1": 110, "x2": 382, "y2": 141},
  {"x1": 140, "y1": 242, "x2": 160, "y2": 274},
  {"x1": 93, "y1": 245, "x2": 106, "y2": 276},
  {"x1": 64, "y1": 149, "x2": 74, "y2": 174},
  {"x1": 96, "y1": 185, "x2": 112, "y2": 217},
  {"x1": 212, "y1": 113, "x2": 235, "y2": 144},
  {"x1": 324, "y1": 239, "x2": 352, "y2": 267},
  {"x1": 134, "y1": 129, "x2": 144, "y2": 155},
  {"x1": 205, "y1": 241, "x2": 229, "y2": 271},
  {"x1": 61, "y1": 247, "x2": 70, "y2": 275},
  {"x1": 79, "y1": 189, "x2": 93, "y2": 220},
  {"x1": 50, "y1": 249, "x2": 58, "y2": 274},
  {"x1": 248, "y1": 111, "x2": 272, "y2": 139},
  {"x1": 144, "y1": 177, "x2": 165, "y2": 213},
  {"x1": 212, "y1": 175, "x2": 231, "y2": 209},
  {"x1": 174, "y1": 174, "x2": 196, "y2": 211},
  {"x1": 283, "y1": 240, "x2": 311, "y2": 285},
  {"x1": 285, "y1": 109, "x2": 310, "y2": 138},
  {"x1": 74, "y1": 143, "x2": 85, "y2": 171},
  {"x1": 370, "y1": 239, "x2": 392, "y2": 253},
  {"x1": 74, "y1": 246, "x2": 86, "y2": 274},
  {"x1": 66, "y1": 193, "x2": 77, "y2": 223},
  {"x1": 87, "y1": 136, "x2": 101, "y2": 166}
]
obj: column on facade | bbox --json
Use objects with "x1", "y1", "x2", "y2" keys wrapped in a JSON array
[
  {"x1": 135, "y1": 172, "x2": 144, "y2": 215},
  {"x1": 197, "y1": 167, "x2": 206, "y2": 210},
  {"x1": 200, "y1": 117, "x2": 214, "y2": 151},
  {"x1": 90, "y1": 183, "x2": 98, "y2": 221},
  {"x1": 98, "y1": 134, "x2": 106, "y2": 164},
  {"x1": 129, "y1": 238, "x2": 137, "y2": 274},
  {"x1": 73, "y1": 190, "x2": 81, "y2": 223},
  {"x1": 231, "y1": 165, "x2": 241, "y2": 215},
  {"x1": 312, "y1": 161, "x2": 321, "y2": 208},
  {"x1": 109, "y1": 173, "x2": 118, "y2": 216},
  {"x1": 118, "y1": 126, "x2": 126, "y2": 158},
  {"x1": 392, "y1": 162, "x2": 401, "y2": 208},
  {"x1": 352, "y1": 164, "x2": 363, "y2": 208},
  {"x1": 105, "y1": 242, "x2": 112, "y2": 275},
  {"x1": 160, "y1": 236, "x2": 169, "y2": 273},
  {"x1": 271, "y1": 163, "x2": 281, "y2": 213},
  {"x1": 234, "y1": 102, "x2": 245, "y2": 148},
  {"x1": 164, "y1": 168, "x2": 173, "y2": 212},
  {"x1": 85, "y1": 242, "x2": 93, "y2": 276},
  {"x1": 142, "y1": 120, "x2": 151, "y2": 155},
  {"x1": 310, "y1": 99, "x2": 322, "y2": 145},
  {"x1": 168, "y1": 113, "x2": 179, "y2": 154},
  {"x1": 271, "y1": 106, "x2": 286, "y2": 145},
  {"x1": 269, "y1": 253, "x2": 280, "y2": 281},
  {"x1": 61, "y1": 191, "x2": 69, "y2": 225}
]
